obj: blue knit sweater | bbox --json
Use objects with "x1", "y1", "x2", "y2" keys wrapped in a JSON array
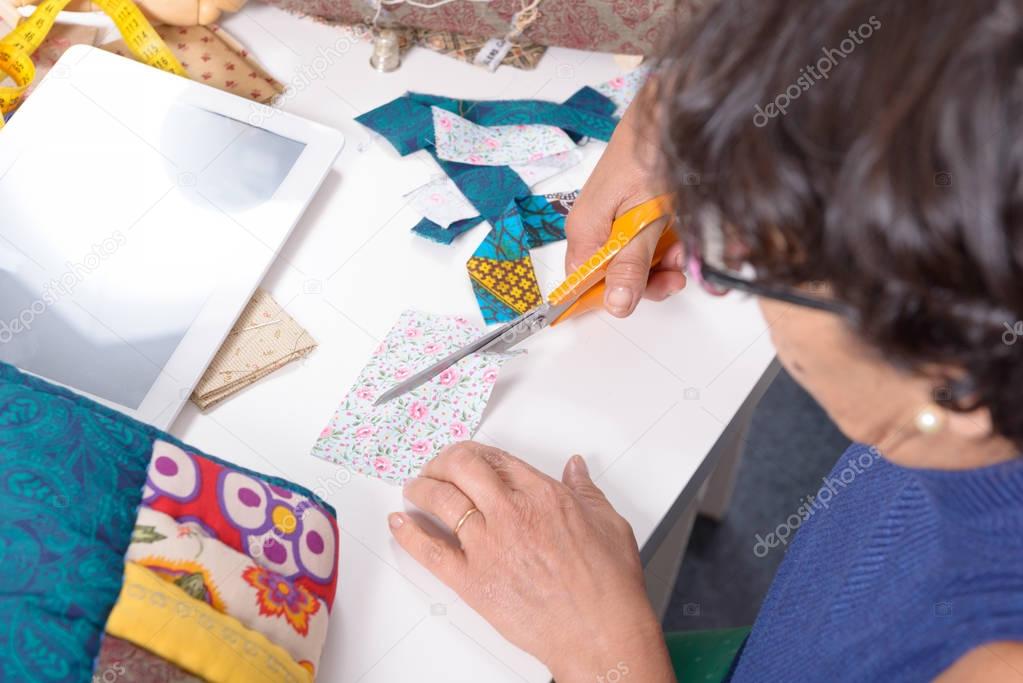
[{"x1": 728, "y1": 443, "x2": 1023, "y2": 681}]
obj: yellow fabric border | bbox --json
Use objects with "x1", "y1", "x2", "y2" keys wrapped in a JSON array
[{"x1": 105, "y1": 562, "x2": 312, "y2": 683}]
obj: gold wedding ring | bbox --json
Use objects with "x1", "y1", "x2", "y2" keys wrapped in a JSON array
[{"x1": 453, "y1": 507, "x2": 480, "y2": 537}]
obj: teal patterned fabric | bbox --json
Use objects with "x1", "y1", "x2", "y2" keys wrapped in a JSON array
[
  {"x1": 0, "y1": 361, "x2": 333, "y2": 682},
  {"x1": 469, "y1": 192, "x2": 577, "y2": 323}
]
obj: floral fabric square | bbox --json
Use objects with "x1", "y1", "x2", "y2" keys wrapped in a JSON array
[
  {"x1": 432, "y1": 105, "x2": 577, "y2": 166},
  {"x1": 311, "y1": 310, "x2": 517, "y2": 484},
  {"x1": 595, "y1": 66, "x2": 651, "y2": 117}
]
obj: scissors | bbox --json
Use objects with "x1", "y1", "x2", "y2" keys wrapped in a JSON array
[{"x1": 374, "y1": 194, "x2": 679, "y2": 406}]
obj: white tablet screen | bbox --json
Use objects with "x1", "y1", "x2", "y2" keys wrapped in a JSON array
[{"x1": 0, "y1": 103, "x2": 305, "y2": 409}]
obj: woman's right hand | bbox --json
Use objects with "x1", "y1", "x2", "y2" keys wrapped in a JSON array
[{"x1": 565, "y1": 87, "x2": 687, "y2": 318}]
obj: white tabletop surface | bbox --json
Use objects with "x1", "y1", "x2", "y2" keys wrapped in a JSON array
[{"x1": 170, "y1": 6, "x2": 777, "y2": 681}]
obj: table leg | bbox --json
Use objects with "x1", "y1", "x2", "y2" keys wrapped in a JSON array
[{"x1": 639, "y1": 358, "x2": 781, "y2": 619}]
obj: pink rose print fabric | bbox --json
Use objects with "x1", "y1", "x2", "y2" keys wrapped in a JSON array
[
  {"x1": 595, "y1": 66, "x2": 651, "y2": 117},
  {"x1": 432, "y1": 106, "x2": 577, "y2": 166},
  {"x1": 311, "y1": 310, "x2": 517, "y2": 484}
]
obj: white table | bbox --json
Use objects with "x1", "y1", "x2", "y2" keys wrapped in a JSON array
[{"x1": 171, "y1": 6, "x2": 778, "y2": 681}]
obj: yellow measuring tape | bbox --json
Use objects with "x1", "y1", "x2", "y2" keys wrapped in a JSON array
[{"x1": 0, "y1": 0, "x2": 186, "y2": 128}]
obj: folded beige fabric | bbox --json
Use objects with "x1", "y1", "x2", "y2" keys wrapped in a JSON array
[
  {"x1": 191, "y1": 289, "x2": 316, "y2": 409},
  {"x1": 102, "y1": 24, "x2": 284, "y2": 103}
]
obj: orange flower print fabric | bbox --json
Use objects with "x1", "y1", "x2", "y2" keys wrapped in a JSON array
[
  {"x1": 243, "y1": 566, "x2": 321, "y2": 637},
  {"x1": 127, "y1": 507, "x2": 330, "y2": 674}
]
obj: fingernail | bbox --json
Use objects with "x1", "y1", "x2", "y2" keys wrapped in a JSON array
[
  {"x1": 570, "y1": 454, "x2": 589, "y2": 475},
  {"x1": 605, "y1": 286, "x2": 633, "y2": 315},
  {"x1": 388, "y1": 513, "x2": 404, "y2": 529},
  {"x1": 673, "y1": 250, "x2": 684, "y2": 270}
]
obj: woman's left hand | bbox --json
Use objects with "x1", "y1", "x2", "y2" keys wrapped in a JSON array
[{"x1": 388, "y1": 441, "x2": 675, "y2": 683}]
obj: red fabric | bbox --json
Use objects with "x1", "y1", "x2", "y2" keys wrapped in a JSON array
[{"x1": 147, "y1": 450, "x2": 339, "y2": 609}]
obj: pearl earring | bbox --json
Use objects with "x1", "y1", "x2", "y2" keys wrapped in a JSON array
[{"x1": 914, "y1": 406, "x2": 946, "y2": 434}]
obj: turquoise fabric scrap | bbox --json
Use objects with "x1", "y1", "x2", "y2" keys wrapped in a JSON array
[
  {"x1": 469, "y1": 191, "x2": 578, "y2": 324},
  {"x1": 411, "y1": 215, "x2": 485, "y2": 245},
  {"x1": 355, "y1": 87, "x2": 618, "y2": 156},
  {"x1": 474, "y1": 193, "x2": 571, "y2": 262},
  {"x1": 432, "y1": 153, "x2": 530, "y2": 225},
  {"x1": 0, "y1": 361, "x2": 333, "y2": 682},
  {"x1": 356, "y1": 89, "x2": 605, "y2": 324},
  {"x1": 356, "y1": 87, "x2": 615, "y2": 226}
]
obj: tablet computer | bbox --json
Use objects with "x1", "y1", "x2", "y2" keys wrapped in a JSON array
[{"x1": 0, "y1": 45, "x2": 344, "y2": 428}]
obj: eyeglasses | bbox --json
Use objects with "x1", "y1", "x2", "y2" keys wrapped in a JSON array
[{"x1": 688, "y1": 254, "x2": 853, "y2": 316}]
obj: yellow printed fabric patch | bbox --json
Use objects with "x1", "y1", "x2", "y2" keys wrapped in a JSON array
[
  {"x1": 105, "y1": 562, "x2": 313, "y2": 683},
  {"x1": 467, "y1": 255, "x2": 543, "y2": 316}
]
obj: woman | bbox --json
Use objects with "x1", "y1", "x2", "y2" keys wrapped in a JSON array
[{"x1": 388, "y1": 0, "x2": 1023, "y2": 680}]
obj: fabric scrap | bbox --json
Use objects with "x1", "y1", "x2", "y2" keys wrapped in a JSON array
[
  {"x1": 94, "y1": 635, "x2": 202, "y2": 683},
  {"x1": 405, "y1": 175, "x2": 479, "y2": 228},
  {"x1": 432, "y1": 155, "x2": 530, "y2": 225},
  {"x1": 432, "y1": 105, "x2": 576, "y2": 166},
  {"x1": 143, "y1": 440, "x2": 339, "y2": 609},
  {"x1": 595, "y1": 66, "x2": 651, "y2": 117},
  {"x1": 355, "y1": 88, "x2": 617, "y2": 157},
  {"x1": 411, "y1": 215, "x2": 486, "y2": 245},
  {"x1": 191, "y1": 289, "x2": 317, "y2": 410},
  {"x1": 509, "y1": 148, "x2": 583, "y2": 186},
  {"x1": 466, "y1": 256, "x2": 543, "y2": 316},
  {"x1": 311, "y1": 310, "x2": 517, "y2": 484},
  {"x1": 468, "y1": 191, "x2": 578, "y2": 323},
  {"x1": 127, "y1": 507, "x2": 330, "y2": 673},
  {"x1": 106, "y1": 562, "x2": 311, "y2": 683},
  {"x1": 357, "y1": 88, "x2": 607, "y2": 232},
  {"x1": 102, "y1": 25, "x2": 284, "y2": 104},
  {"x1": 405, "y1": 149, "x2": 582, "y2": 229},
  {"x1": 0, "y1": 361, "x2": 334, "y2": 683},
  {"x1": 409, "y1": 92, "x2": 618, "y2": 141}
]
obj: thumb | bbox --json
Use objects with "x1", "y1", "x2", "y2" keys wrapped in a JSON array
[
  {"x1": 562, "y1": 455, "x2": 608, "y2": 506},
  {"x1": 602, "y1": 228, "x2": 660, "y2": 317}
]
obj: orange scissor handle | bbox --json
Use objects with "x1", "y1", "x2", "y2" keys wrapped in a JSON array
[{"x1": 548, "y1": 194, "x2": 679, "y2": 325}]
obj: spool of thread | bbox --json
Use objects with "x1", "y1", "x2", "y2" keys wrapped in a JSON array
[{"x1": 370, "y1": 29, "x2": 400, "y2": 72}]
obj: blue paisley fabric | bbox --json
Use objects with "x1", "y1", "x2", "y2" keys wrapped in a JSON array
[{"x1": 0, "y1": 361, "x2": 333, "y2": 682}]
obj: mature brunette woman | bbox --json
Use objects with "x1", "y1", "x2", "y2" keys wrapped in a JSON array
[{"x1": 388, "y1": 0, "x2": 1023, "y2": 680}]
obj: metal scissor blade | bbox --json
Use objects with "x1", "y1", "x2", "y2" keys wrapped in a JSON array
[{"x1": 372, "y1": 303, "x2": 565, "y2": 406}]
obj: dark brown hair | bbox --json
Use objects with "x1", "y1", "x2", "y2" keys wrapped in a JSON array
[{"x1": 656, "y1": 0, "x2": 1023, "y2": 445}]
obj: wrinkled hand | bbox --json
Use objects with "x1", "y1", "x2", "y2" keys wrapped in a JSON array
[
  {"x1": 389, "y1": 442, "x2": 674, "y2": 683},
  {"x1": 565, "y1": 87, "x2": 686, "y2": 318}
]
